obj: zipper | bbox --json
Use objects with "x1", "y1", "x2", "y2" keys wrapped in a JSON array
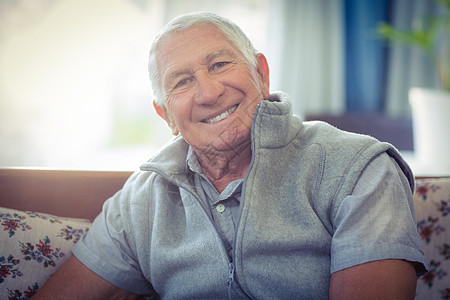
[
  {"x1": 228, "y1": 103, "x2": 260, "y2": 299},
  {"x1": 227, "y1": 262, "x2": 235, "y2": 299}
]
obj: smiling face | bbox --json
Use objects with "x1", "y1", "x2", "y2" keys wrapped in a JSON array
[{"x1": 153, "y1": 24, "x2": 270, "y2": 156}]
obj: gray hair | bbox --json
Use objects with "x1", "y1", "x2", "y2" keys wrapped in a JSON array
[{"x1": 149, "y1": 12, "x2": 258, "y2": 106}]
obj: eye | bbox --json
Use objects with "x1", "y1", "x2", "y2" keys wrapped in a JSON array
[
  {"x1": 210, "y1": 61, "x2": 230, "y2": 72},
  {"x1": 174, "y1": 77, "x2": 192, "y2": 89}
]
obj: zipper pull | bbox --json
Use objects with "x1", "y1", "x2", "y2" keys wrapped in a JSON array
[{"x1": 227, "y1": 262, "x2": 235, "y2": 299}]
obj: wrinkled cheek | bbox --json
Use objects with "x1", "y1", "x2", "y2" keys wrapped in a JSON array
[{"x1": 217, "y1": 121, "x2": 251, "y2": 148}]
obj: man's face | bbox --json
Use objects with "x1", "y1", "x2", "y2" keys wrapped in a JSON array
[{"x1": 154, "y1": 24, "x2": 270, "y2": 154}]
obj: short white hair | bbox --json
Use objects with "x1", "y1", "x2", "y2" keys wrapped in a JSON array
[{"x1": 149, "y1": 12, "x2": 258, "y2": 106}]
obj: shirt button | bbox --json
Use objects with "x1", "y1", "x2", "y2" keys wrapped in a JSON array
[{"x1": 216, "y1": 203, "x2": 225, "y2": 213}]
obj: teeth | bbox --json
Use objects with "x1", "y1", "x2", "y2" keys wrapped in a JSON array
[{"x1": 204, "y1": 105, "x2": 237, "y2": 123}]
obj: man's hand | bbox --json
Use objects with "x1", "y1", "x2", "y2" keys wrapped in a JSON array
[
  {"x1": 33, "y1": 255, "x2": 145, "y2": 300},
  {"x1": 329, "y1": 259, "x2": 417, "y2": 300}
]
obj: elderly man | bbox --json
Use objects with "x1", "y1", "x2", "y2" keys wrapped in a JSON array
[{"x1": 35, "y1": 12, "x2": 427, "y2": 299}]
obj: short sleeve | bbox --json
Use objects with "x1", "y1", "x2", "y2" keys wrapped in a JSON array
[
  {"x1": 330, "y1": 152, "x2": 428, "y2": 276},
  {"x1": 71, "y1": 178, "x2": 156, "y2": 296}
]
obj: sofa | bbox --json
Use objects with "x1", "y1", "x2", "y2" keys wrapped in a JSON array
[
  {"x1": 0, "y1": 168, "x2": 449, "y2": 299},
  {"x1": 0, "y1": 168, "x2": 131, "y2": 298}
]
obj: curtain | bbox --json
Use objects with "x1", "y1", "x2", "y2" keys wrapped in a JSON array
[
  {"x1": 273, "y1": 0, "x2": 345, "y2": 117},
  {"x1": 385, "y1": 0, "x2": 444, "y2": 117},
  {"x1": 344, "y1": 0, "x2": 388, "y2": 113},
  {"x1": 275, "y1": 0, "x2": 442, "y2": 118}
]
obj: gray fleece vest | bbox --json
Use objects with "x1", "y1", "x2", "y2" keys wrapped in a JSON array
[{"x1": 119, "y1": 92, "x2": 413, "y2": 299}]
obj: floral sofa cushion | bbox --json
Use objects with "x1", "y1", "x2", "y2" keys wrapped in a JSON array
[
  {"x1": 0, "y1": 207, "x2": 91, "y2": 299},
  {"x1": 414, "y1": 177, "x2": 450, "y2": 300}
]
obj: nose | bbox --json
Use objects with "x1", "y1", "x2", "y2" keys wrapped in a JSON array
[{"x1": 194, "y1": 72, "x2": 225, "y2": 105}]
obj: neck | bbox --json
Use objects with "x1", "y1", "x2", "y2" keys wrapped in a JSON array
[{"x1": 194, "y1": 141, "x2": 252, "y2": 193}]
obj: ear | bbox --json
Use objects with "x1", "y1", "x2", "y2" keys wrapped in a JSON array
[
  {"x1": 255, "y1": 53, "x2": 270, "y2": 98},
  {"x1": 153, "y1": 100, "x2": 180, "y2": 136},
  {"x1": 153, "y1": 100, "x2": 166, "y2": 119}
]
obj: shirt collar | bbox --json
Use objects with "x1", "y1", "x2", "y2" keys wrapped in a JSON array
[
  {"x1": 186, "y1": 145, "x2": 203, "y2": 175},
  {"x1": 186, "y1": 145, "x2": 243, "y2": 201}
]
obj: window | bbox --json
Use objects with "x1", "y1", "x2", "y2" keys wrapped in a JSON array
[{"x1": 0, "y1": 0, "x2": 270, "y2": 170}]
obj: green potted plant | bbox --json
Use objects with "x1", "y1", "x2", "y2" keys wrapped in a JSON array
[
  {"x1": 377, "y1": 0, "x2": 449, "y2": 91},
  {"x1": 377, "y1": 0, "x2": 450, "y2": 175}
]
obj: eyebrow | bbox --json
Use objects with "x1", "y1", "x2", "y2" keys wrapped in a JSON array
[
  {"x1": 203, "y1": 49, "x2": 237, "y2": 65},
  {"x1": 164, "y1": 49, "x2": 237, "y2": 89}
]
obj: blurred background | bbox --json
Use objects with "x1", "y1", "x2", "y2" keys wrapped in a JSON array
[{"x1": 0, "y1": 0, "x2": 443, "y2": 170}]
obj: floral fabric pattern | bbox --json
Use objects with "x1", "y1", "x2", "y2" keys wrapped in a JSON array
[
  {"x1": 1, "y1": 213, "x2": 32, "y2": 238},
  {"x1": 19, "y1": 236, "x2": 65, "y2": 268},
  {"x1": 7, "y1": 282, "x2": 39, "y2": 300},
  {"x1": 57, "y1": 226, "x2": 88, "y2": 243},
  {"x1": 0, "y1": 207, "x2": 91, "y2": 299},
  {"x1": 0, "y1": 255, "x2": 22, "y2": 284},
  {"x1": 415, "y1": 178, "x2": 450, "y2": 299},
  {"x1": 26, "y1": 212, "x2": 62, "y2": 224}
]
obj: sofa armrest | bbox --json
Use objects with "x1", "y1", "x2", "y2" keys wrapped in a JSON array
[{"x1": 0, "y1": 168, "x2": 132, "y2": 221}]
